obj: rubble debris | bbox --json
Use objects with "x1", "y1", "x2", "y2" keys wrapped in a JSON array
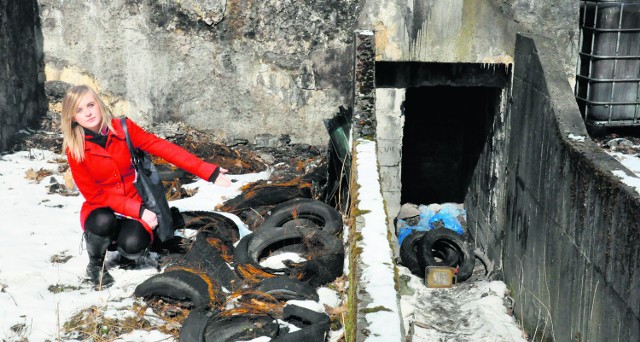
[
  {"x1": 221, "y1": 179, "x2": 312, "y2": 210},
  {"x1": 593, "y1": 133, "x2": 640, "y2": 155},
  {"x1": 396, "y1": 203, "x2": 478, "y2": 283},
  {"x1": 24, "y1": 168, "x2": 53, "y2": 182}
]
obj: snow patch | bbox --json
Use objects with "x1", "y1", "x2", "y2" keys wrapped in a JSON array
[
  {"x1": 355, "y1": 139, "x2": 403, "y2": 341},
  {"x1": 611, "y1": 169, "x2": 640, "y2": 194},
  {"x1": 568, "y1": 133, "x2": 586, "y2": 142}
]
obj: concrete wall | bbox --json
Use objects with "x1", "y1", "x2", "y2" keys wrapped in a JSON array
[
  {"x1": 465, "y1": 84, "x2": 511, "y2": 266},
  {"x1": 358, "y1": 0, "x2": 516, "y2": 63},
  {"x1": 38, "y1": 0, "x2": 361, "y2": 145},
  {"x1": 0, "y1": 0, "x2": 46, "y2": 152},
  {"x1": 349, "y1": 30, "x2": 404, "y2": 342},
  {"x1": 36, "y1": 0, "x2": 578, "y2": 145},
  {"x1": 358, "y1": 0, "x2": 578, "y2": 78},
  {"x1": 467, "y1": 34, "x2": 640, "y2": 341}
]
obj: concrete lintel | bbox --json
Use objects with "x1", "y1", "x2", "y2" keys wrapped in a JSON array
[{"x1": 376, "y1": 62, "x2": 511, "y2": 88}]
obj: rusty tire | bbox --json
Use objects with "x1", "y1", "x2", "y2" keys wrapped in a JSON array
[
  {"x1": 133, "y1": 268, "x2": 223, "y2": 309},
  {"x1": 238, "y1": 226, "x2": 344, "y2": 286},
  {"x1": 247, "y1": 227, "x2": 342, "y2": 264},
  {"x1": 261, "y1": 200, "x2": 343, "y2": 235}
]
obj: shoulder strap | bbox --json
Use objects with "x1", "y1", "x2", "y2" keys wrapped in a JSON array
[{"x1": 120, "y1": 118, "x2": 139, "y2": 165}]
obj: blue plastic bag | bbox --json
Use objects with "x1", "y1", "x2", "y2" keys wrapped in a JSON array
[
  {"x1": 428, "y1": 212, "x2": 464, "y2": 235},
  {"x1": 416, "y1": 205, "x2": 437, "y2": 229},
  {"x1": 439, "y1": 202, "x2": 467, "y2": 222},
  {"x1": 397, "y1": 226, "x2": 413, "y2": 246},
  {"x1": 397, "y1": 225, "x2": 428, "y2": 246}
]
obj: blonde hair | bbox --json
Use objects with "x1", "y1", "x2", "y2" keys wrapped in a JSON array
[{"x1": 61, "y1": 85, "x2": 115, "y2": 161}]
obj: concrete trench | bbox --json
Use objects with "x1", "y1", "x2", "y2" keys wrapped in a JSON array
[{"x1": 348, "y1": 31, "x2": 640, "y2": 341}]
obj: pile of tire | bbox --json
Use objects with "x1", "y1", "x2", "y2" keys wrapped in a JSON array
[
  {"x1": 399, "y1": 227, "x2": 475, "y2": 282},
  {"x1": 133, "y1": 199, "x2": 345, "y2": 342}
]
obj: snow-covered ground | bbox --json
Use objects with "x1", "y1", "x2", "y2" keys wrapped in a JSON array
[
  {"x1": 399, "y1": 267, "x2": 527, "y2": 341},
  {"x1": 4, "y1": 134, "x2": 636, "y2": 341},
  {"x1": 0, "y1": 149, "x2": 271, "y2": 341}
]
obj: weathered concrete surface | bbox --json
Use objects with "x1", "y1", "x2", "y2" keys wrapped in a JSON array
[
  {"x1": 358, "y1": 0, "x2": 578, "y2": 79},
  {"x1": 465, "y1": 84, "x2": 511, "y2": 267},
  {"x1": 358, "y1": 0, "x2": 517, "y2": 63},
  {"x1": 492, "y1": 0, "x2": 579, "y2": 78},
  {"x1": 375, "y1": 87, "x2": 404, "y2": 230},
  {"x1": 0, "y1": 0, "x2": 47, "y2": 152},
  {"x1": 38, "y1": 0, "x2": 361, "y2": 144},
  {"x1": 352, "y1": 30, "x2": 376, "y2": 139},
  {"x1": 467, "y1": 34, "x2": 640, "y2": 341}
]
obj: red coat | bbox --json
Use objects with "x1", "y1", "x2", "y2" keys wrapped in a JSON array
[{"x1": 67, "y1": 118, "x2": 218, "y2": 233}]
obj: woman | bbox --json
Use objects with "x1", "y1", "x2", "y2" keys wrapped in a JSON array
[{"x1": 61, "y1": 85, "x2": 231, "y2": 289}]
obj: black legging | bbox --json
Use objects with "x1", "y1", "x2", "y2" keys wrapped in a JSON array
[{"x1": 84, "y1": 207, "x2": 151, "y2": 258}]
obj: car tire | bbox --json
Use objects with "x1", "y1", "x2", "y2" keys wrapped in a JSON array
[
  {"x1": 202, "y1": 314, "x2": 279, "y2": 342},
  {"x1": 261, "y1": 199, "x2": 343, "y2": 235},
  {"x1": 181, "y1": 210, "x2": 240, "y2": 248},
  {"x1": 247, "y1": 227, "x2": 342, "y2": 265},
  {"x1": 272, "y1": 304, "x2": 330, "y2": 342},
  {"x1": 399, "y1": 231, "x2": 427, "y2": 277},
  {"x1": 416, "y1": 228, "x2": 475, "y2": 282},
  {"x1": 134, "y1": 267, "x2": 223, "y2": 309},
  {"x1": 253, "y1": 277, "x2": 319, "y2": 302},
  {"x1": 237, "y1": 227, "x2": 344, "y2": 286}
]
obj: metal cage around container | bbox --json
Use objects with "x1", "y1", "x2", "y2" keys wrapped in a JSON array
[{"x1": 575, "y1": 0, "x2": 640, "y2": 128}]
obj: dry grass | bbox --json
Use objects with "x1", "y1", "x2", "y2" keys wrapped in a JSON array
[
  {"x1": 60, "y1": 298, "x2": 196, "y2": 341},
  {"x1": 61, "y1": 304, "x2": 156, "y2": 341}
]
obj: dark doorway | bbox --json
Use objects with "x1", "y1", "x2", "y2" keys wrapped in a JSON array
[{"x1": 401, "y1": 86, "x2": 499, "y2": 205}]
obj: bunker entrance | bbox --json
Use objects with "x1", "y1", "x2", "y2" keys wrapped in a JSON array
[
  {"x1": 374, "y1": 62, "x2": 509, "y2": 212},
  {"x1": 401, "y1": 86, "x2": 500, "y2": 204}
]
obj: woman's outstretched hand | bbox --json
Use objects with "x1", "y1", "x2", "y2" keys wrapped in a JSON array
[
  {"x1": 141, "y1": 208, "x2": 158, "y2": 230},
  {"x1": 214, "y1": 167, "x2": 232, "y2": 187}
]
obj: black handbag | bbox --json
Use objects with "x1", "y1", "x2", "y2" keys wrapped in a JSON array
[{"x1": 121, "y1": 118, "x2": 174, "y2": 242}]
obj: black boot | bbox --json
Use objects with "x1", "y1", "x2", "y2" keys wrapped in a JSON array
[
  {"x1": 116, "y1": 254, "x2": 137, "y2": 270},
  {"x1": 117, "y1": 246, "x2": 154, "y2": 270},
  {"x1": 85, "y1": 232, "x2": 115, "y2": 289}
]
